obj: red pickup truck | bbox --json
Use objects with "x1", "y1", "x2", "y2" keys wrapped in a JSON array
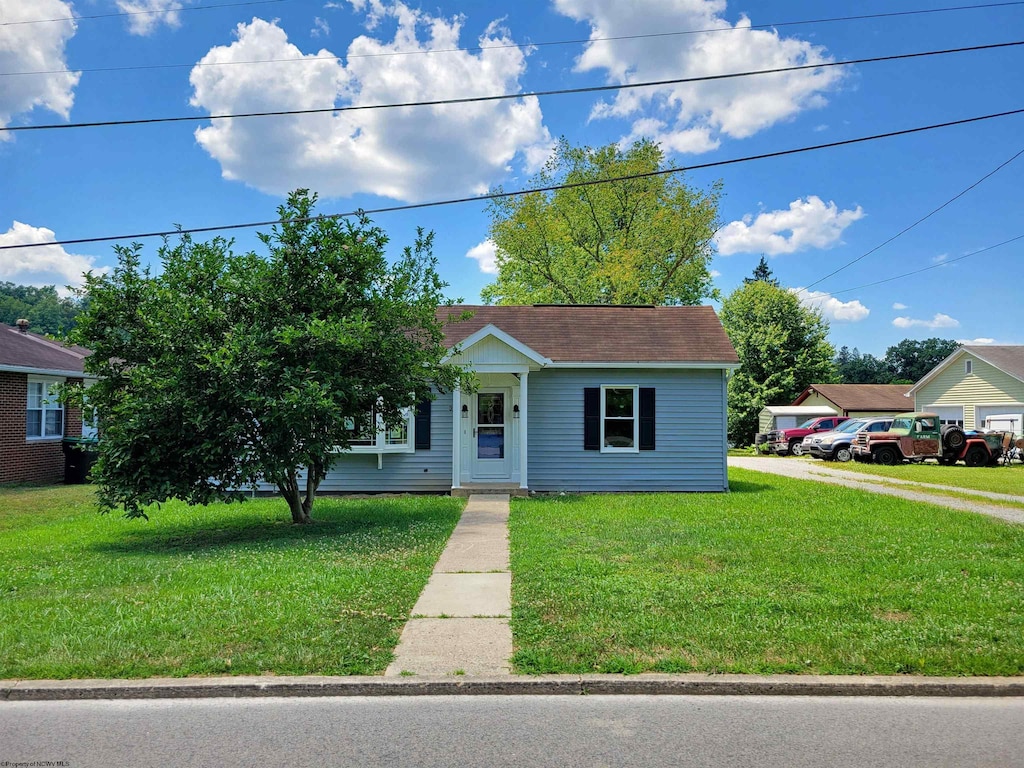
[{"x1": 767, "y1": 416, "x2": 850, "y2": 456}]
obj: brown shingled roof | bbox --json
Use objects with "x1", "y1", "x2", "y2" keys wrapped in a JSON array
[
  {"x1": 437, "y1": 305, "x2": 738, "y2": 364},
  {"x1": 793, "y1": 383, "x2": 912, "y2": 411},
  {"x1": 0, "y1": 326, "x2": 88, "y2": 374}
]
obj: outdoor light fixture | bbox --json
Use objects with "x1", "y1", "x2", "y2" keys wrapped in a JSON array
[
  {"x1": 513, "y1": 404, "x2": 520, "y2": 418},
  {"x1": 461, "y1": 404, "x2": 469, "y2": 418}
]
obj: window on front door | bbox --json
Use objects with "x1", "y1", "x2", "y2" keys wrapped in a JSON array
[{"x1": 477, "y1": 392, "x2": 505, "y2": 459}]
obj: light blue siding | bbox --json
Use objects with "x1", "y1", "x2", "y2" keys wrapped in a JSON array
[
  {"x1": 527, "y1": 368, "x2": 729, "y2": 492},
  {"x1": 256, "y1": 391, "x2": 455, "y2": 493}
]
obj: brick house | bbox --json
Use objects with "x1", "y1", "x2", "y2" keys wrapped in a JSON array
[{"x1": 1, "y1": 321, "x2": 90, "y2": 484}]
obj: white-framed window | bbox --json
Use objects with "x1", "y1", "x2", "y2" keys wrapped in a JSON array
[
  {"x1": 342, "y1": 406, "x2": 415, "y2": 454},
  {"x1": 601, "y1": 385, "x2": 639, "y2": 453},
  {"x1": 27, "y1": 377, "x2": 64, "y2": 440},
  {"x1": 965, "y1": 360, "x2": 973, "y2": 374}
]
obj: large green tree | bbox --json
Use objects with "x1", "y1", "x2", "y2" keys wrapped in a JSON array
[
  {"x1": 883, "y1": 338, "x2": 959, "y2": 384},
  {"x1": 71, "y1": 191, "x2": 466, "y2": 523},
  {"x1": 835, "y1": 346, "x2": 892, "y2": 384},
  {"x1": 481, "y1": 138, "x2": 722, "y2": 306},
  {"x1": 721, "y1": 280, "x2": 837, "y2": 445},
  {"x1": 0, "y1": 282, "x2": 83, "y2": 336}
]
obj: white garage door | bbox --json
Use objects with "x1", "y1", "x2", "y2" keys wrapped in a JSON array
[
  {"x1": 975, "y1": 405, "x2": 1024, "y2": 432},
  {"x1": 926, "y1": 405, "x2": 964, "y2": 426}
]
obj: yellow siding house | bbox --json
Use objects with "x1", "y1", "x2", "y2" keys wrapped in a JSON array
[{"x1": 908, "y1": 346, "x2": 1024, "y2": 430}]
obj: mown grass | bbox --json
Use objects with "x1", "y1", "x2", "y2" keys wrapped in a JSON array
[
  {"x1": 0, "y1": 485, "x2": 462, "y2": 679},
  {"x1": 823, "y1": 460, "x2": 1024, "y2": 496},
  {"x1": 509, "y1": 468, "x2": 1024, "y2": 676}
]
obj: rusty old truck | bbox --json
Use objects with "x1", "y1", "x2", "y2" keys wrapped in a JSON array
[{"x1": 852, "y1": 411, "x2": 1004, "y2": 466}]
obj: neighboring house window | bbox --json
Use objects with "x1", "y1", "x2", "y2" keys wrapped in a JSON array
[
  {"x1": 27, "y1": 379, "x2": 64, "y2": 439},
  {"x1": 965, "y1": 360, "x2": 973, "y2": 374},
  {"x1": 342, "y1": 405, "x2": 415, "y2": 453},
  {"x1": 584, "y1": 387, "x2": 655, "y2": 452}
]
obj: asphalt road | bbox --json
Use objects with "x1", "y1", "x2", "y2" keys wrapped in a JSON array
[{"x1": 3, "y1": 695, "x2": 1022, "y2": 768}]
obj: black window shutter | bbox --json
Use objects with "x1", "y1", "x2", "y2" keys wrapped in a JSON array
[
  {"x1": 415, "y1": 398, "x2": 431, "y2": 450},
  {"x1": 639, "y1": 388, "x2": 655, "y2": 451},
  {"x1": 583, "y1": 388, "x2": 600, "y2": 450}
]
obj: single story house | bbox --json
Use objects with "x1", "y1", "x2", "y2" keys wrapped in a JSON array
[
  {"x1": 0, "y1": 321, "x2": 89, "y2": 484},
  {"x1": 907, "y1": 345, "x2": 1024, "y2": 430},
  {"x1": 791, "y1": 384, "x2": 913, "y2": 419},
  {"x1": 258, "y1": 305, "x2": 739, "y2": 495}
]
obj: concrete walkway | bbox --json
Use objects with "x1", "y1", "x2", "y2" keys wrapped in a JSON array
[
  {"x1": 729, "y1": 456, "x2": 1024, "y2": 525},
  {"x1": 385, "y1": 494, "x2": 512, "y2": 677}
]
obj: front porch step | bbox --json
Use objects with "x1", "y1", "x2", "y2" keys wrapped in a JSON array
[{"x1": 452, "y1": 484, "x2": 529, "y2": 498}]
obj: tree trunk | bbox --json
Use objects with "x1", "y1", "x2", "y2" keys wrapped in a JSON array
[{"x1": 278, "y1": 473, "x2": 312, "y2": 525}]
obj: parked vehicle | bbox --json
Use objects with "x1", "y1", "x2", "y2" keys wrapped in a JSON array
[
  {"x1": 852, "y1": 411, "x2": 1004, "y2": 466},
  {"x1": 767, "y1": 416, "x2": 850, "y2": 456},
  {"x1": 803, "y1": 417, "x2": 894, "y2": 462}
]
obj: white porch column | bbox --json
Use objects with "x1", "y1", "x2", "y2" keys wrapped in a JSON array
[
  {"x1": 452, "y1": 387, "x2": 462, "y2": 489},
  {"x1": 519, "y1": 371, "x2": 528, "y2": 489}
]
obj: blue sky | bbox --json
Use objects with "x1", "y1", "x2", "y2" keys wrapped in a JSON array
[{"x1": 2, "y1": 0, "x2": 1022, "y2": 357}]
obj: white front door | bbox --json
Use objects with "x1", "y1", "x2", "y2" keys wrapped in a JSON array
[{"x1": 472, "y1": 388, "x2": 512, "y2": 480}]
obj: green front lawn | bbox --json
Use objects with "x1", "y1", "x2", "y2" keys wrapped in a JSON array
[
  {"x1": 510, "y1": 468, "x2": 1024, "y2": 676},
  {"x1": 828, "y1": 460, "x2": 1024, "y2": 496},
  {"x1": 0, "y1": 485, "x2": 462, "y2": 679}
]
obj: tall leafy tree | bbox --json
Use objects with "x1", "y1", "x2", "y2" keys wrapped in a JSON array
[
  {"x1": 834, "y1": 346, "x2": 892, "y2": 384},
  {"x1": 71, "y1": 190, "x2": 466, "y2": 523},
  {"x1": 720, "y1": 281, "x2": 837, "y2": 445},
  {"x1": 883, "y1": 338, "x2": 959, "y2": 384},
  {"x1": 481, "y1": 138, "x2": 722, "y2": 306}
]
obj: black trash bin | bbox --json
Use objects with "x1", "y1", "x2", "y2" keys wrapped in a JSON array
[{"x1": 62, "y1": 437, "x2": 99, "y2": 484}]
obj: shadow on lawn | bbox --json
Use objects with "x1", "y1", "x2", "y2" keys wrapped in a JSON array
[
  {"x1": 90, "y1": 498, "x2": 455, "y2": 556},
  {"x1": 726, "y1": 479, "x2": 774, "y2": 495}
]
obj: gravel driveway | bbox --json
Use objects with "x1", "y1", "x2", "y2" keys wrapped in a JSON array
[{"x1": 728, "y1": 456, "x2": 1024, "y2": 525}]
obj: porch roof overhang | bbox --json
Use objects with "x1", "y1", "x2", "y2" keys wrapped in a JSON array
[{"x1": 443, "y1": 323, "x2": 552, "y2": 372}]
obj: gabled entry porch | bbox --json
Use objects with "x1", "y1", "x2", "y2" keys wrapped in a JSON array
[{"x1": 445, "y1": 324, "x2": 550, "y2": 493}]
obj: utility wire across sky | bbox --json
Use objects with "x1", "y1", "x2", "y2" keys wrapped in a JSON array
[
  {"x1": 4, "y1": 0, "x2": 1023, "y2": 76},
  {"x1": 3, "y1": 107, "x2": 1022, "y2": 254},
  {"x1": 3, "y1": 40, "x2": 1021, "y2": 134},
  {"x1": 796, "y1": 146, "x2": 1024, "y2": 295},
  {"x1": 0, "y1": 0, "x2": 288, "y2": 27}
]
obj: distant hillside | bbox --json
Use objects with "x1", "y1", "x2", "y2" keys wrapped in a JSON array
[{"x1": 0, "y1": 282, "x2": 84, "y2": 337}]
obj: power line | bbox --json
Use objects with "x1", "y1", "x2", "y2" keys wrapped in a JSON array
[
  {"x1": 2, "y1": 107, "x2": 1022, "y2": 253},
  {"x1": 813, "y1": 234, "x2": 1024, "y2": 297},
  {"x1": 4, "y1": 1, "x2": 1023, "y2": 77},
  {"x1": 797, "y1": 146, "x2": 1024, "y2": 294},
  {"x1": 1, "y1": 0, "x2": 287, "y2": 27},
  {"x1": 4, "y1": 40, "x2": 1021, "y2": 134}
]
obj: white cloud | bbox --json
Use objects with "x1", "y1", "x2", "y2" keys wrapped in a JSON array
[
  {"x1": 116, "y1": 0, "x2": 185, "y2": 36},
  {"x1": 466, "y1": 239, "x2": 499, "y2": 275},
  {"x1": 958, "y1": 337, "x2": 995, "y2": 345},
  {"x1": 714, "y1": 196, "x2": 864, "y2": 256},
  {"x1": 932, "y1": 253, "x2": 949, "y2": 264},
  {"x1": 892, "y1": 302, "x2": 908, "y2": 310},
  {"x1": 0, "y1": 0, "x2": 80, "y2": 136},
  {"x1": 189, "y1": 6, "x2": 551, "y2": 202},
  {"x1": 793, "y1": 288, "x2": 869, "y2": 323},
  {"x1": 554, "y1": 0, "x2": 844, "y2": 152},
  {"x1": 892, "y1": 313, "x2": 960, "y2": 330},
  {"x1": 311, "y1": 17, "x2": 330, "y2": 38},
  {"x1": 0, "y1": 222, "x2": 103, "y2": 291},
  {"x1": 709, "y1": 269, "x2": 721, "y2": 278}
]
